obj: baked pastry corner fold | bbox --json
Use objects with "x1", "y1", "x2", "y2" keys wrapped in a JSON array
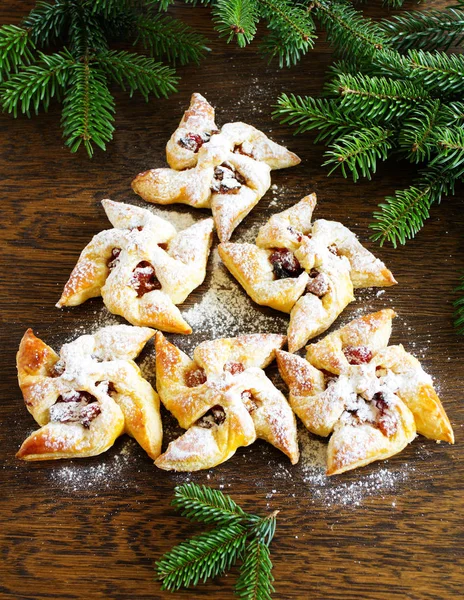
[
  {"x1": 277, "y1": 309, "x2": 453, "y2": 475},
  {"x1": 16, "y1": 325, "x2": 162, "y2": 460},
  {"x1": 132, "y1": 92, "x2": 300, "y2": 242},
  {"x1": 56, "y1": 199, "x2": 213, "y2": 334},
  {"x1": 154, "y1": 332, "x2": 298, "y2": 470},
  {"x1": 219, "y1": 194, "x2": 396, "y2": 351}
]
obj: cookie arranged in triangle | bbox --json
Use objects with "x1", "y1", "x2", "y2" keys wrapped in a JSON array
[
  {"x1": 155, "y1": 332, "x2": 298, "y2": 471},
  {"x1": 131, "y1": 93, "x2": 300, "y2": 242},
  {"x1": 277, "y1": 310, "x2": 453, "y2": 475},
  {"x1": 219, "y1": 194, "x2": 396, "y2": 351},
  {"x1": 57, "y1": 199, "x2": 213, "y2": 334},
  {"x1": 16, "y1": 325, "x2": 162, "y2": 460}
]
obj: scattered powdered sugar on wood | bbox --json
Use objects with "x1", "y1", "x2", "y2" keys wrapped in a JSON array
[
  {"x1": 175, "y1": 248, "x2": 287, "y2": 352},
  {"x1": 48, "y1": 438, "x2": 140, "y2": 492}
]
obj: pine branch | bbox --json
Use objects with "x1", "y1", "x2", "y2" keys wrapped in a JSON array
[
  {"x1": 312, "y1": 0, "x2": 388, "y2": 59},
  {"x1": 97, "y1": 50, "x2": 178, "y2": 99},
  {"x1": 370, "y1": 167, "x2": 458, "y2": 246},
  {"x1": 323, "y1": 126, "x2": 394, "y2": 182},
  {"x1": 432, "y1": 126, "x2": 464, "y2": 177},
  {"x1": 212, "y1": 0, "x2": 260, "y2": 48},
  {"x1": 258, "y1": 0, "x2": 316, "y2": 67},
  {"x1": 381, "y1": 50, "x2": 464, "y2": 96},
  {"x1": 1, "y1": 50, "x2": 75, "y2": 116},
  {"x1": 156, "y1": 523, "x2": 249, "y2": 591},
  {"x1": 135, "y1": 14, "x2": 209, "y2": 65},
  {"x1": 379, "y1": 8, "x2": 464, "y2": 52},
  {"x1": 236, "y1": 539, "x2": 275, "y2": 600},
  {"x1": 273, "y1": 93, "x2": 364, "y2": 141},
  {"x1": 22, "y1": 1, "x2": 69, "y2": 46},
  {"x1": 0, "y1": 25, "x2": 35, "y2": 82},
  {"x1": 68, "y1": 3, "x2": 109, "y2": 56},
  {"x1": 453, "y1": 274, "x2": 464, "y2": 335},
  {"x1": 61, "y1": 62, "x2": 115, "y2": 156},
  {"x1": 398, "y1": 100, "x2": 444, "y2": 163},
  {"x1": 171, "y1": 482, "x2": 253, "y2": 526},
  {"x1": 329, "y1": 73, "x2": 429, "y2": 121}
]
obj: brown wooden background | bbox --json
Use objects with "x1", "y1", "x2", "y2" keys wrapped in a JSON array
[{"x1": 1, "y1": 1, "x2": 463, "y2": 598}]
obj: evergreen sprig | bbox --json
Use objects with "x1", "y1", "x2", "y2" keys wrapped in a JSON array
[
  {"x1": 0, "y1": 0, "x2": 209, "y2": 156},
  {"x1": 272, "y1": 2, "x2": 464, "y2": 333},
  {"x1": 156, "y1": 483, "x2": 278, "y2": 598}
]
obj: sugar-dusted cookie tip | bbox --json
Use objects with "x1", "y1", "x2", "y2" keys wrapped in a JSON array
[
  {"x1": 132, "y1": 92, "x2": 300, "y2": 242},
  {"x1": 219, "y1": 194, "x2": 396, "y2": 351},
  {"x1": 154, "y1": 332, "x2": 298, "y2": 471},
  {"x1": 16, "y1": 325, "x2": 162, "y2": 461},
  {"x1": 277, "y1": 309, "x2": 453, "y2": 476},
  {"x1": 57, "y1": 199, "x2": 213, "y2": 334}
]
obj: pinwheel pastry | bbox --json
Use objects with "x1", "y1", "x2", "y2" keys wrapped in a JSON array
[
  {"x1": 277, "y1": 309, "x2": 454, "y2": 475},
  {"x1": 154, "y1": 332, "x2": 299, "y2": 471},
  {"x1": 219, "y1": 194, "x2": 396, "y2": 352},
  {"x1": 16, "y1": 325, "x2": 162, "y2": 461},
  {"x1": 131, "y1": 92, "x2": 300, "y2": 242},
  {"x1": 57, "y1": 199, "x2": 214, "y2": 334}
]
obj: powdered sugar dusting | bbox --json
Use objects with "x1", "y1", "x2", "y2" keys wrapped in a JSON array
[{"x1": 176, "y1": 248, "x2": 287, "y2": 351}]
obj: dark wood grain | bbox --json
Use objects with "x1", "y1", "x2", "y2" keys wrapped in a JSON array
[{"x1": 1, "y1": 2, "x2": 463, "y2": 599}]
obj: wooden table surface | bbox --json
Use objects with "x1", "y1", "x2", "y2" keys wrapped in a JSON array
[{"x1": 1, "y1": 2, "x2": 463, "y2": 599}]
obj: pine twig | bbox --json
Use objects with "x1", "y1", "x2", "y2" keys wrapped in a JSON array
[
  {"x1": 379, "y1": 8, "x2": 464, "y2": 52},
  {"x1": 156, "y1": 484, "x2": 279, "y2": 597},
  {"x1": 97, "y1": 50, "x2": 178, "y2": 100},
  {"x1": 323, "y1": 126, "x2": 394, "y2": 182},
  {"x1": 273, "y1": 93, "x2": 364, "y2": 141},
  {"x1": 157, "y1": 523, "x2": 249, "y2": 591},
  {"x1": 171, "y1": 482, "x2": 253, "y2": 526},
  {"x1": 236, "y1": 538, "x2": 275, "y2": 600},
  {"x1": 61, "y1": 62, "x2": 115, "y2": 156},
  {"x1": 212, "y1": 0, "x2": 260, "y2": 48}
]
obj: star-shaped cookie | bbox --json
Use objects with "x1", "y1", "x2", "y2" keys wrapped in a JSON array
[
  {"x1": 219, "y1": 194, "x2": 396, "y2": 352},
  {"x1": 16, "y1": 325, "x2": 162, "y2": 460},
  {"x1": 154, "y1": 332, "x2": 299, "y2": 471},
  {"x1": 277, "y1": 309, "x2": 454, "y2": 475},
  {"x1": 57, "y1": 199, "x2": 214, "y2": 334},
  {"x1": 131, "y1": 92, "x2": 300, "y2": 242}
]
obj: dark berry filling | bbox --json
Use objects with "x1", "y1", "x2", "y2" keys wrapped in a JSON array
[
  {"x1": 130, "y1": 261, "x2": 161, "y2": 297},
  {"x1": 343, "y1": 345, "x2": 373, "y2": 365},
  {"x1": 241, "y1": 390, "x2": 260, "y2": 413},
  {"x1": 185, "y1": 367, "x2": 207, "y2": 388},
  {"x1": 306, "y1": 268, "x2": 330, "y2": 297},
  {"x1": 269, "y1": 248, "x2": 303, "y2": 280},
  {"x1": 50, "y1": 390, "x2": 101, "y2": 429},
  {"x1": 373, "y1": 391, "x2": 398, "y2": 437},
  {"x1": 211, "y1": 162, "x2": 246, "y2": 194},
  {"x1": 197, "y1": 405, "x2": 226, "y2": 429},
  {"x1": 107, "y1": 248, "x2": 121, "y2": 270}
]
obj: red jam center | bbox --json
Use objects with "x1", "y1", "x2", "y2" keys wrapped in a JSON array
[
  {"x1": 269, "y1": 248, "x2": 303, "y2": 280},
  {"x1": 130, "y1": 261, "x2": 161, "y2": 297},
  {"x1": 185, "y1": 367, "x2": 207, "y2": 388},
  {"x1": 343, "y1": 345, "x2": 373, "y2": 365}
]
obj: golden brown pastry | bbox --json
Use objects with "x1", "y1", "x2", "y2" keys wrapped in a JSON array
[
  {"x1": 219, "y1": 194, "x2": 396, "y2": 352},
  {"x1": 16, "y1": 325, "x2": 162, "y2": 461},
  {"x1": 277, "y1": 309, "x2": 453, "y2": 475},
  {"x1": 155, "y1": 332, "x2": 298, "y2": 471},
  {"x1": 57, "y1": 199, "x2": 213, "y2": 334},
  {"x1": 132, "y1": 93, "x2": 300, "y2": 242}
]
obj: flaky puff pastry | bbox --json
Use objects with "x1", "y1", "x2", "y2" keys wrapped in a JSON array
[
  {"x1": 132, "y1": 93, "x2": 300, "y2": 242},
  {"x1": 57, "y1": 199, "x2": 213, "y2": 334},
  {"x1": 16, "y1": 325, "x2": 162, "y2": 461},
  {"x1": 155, "y1": 332, "x2": 298, "y2": 471},
  {"x1": 277, "y1": 309, "x2": 453, "y2": 475},
  {"x1": 219, "y1": 194, "x2": 396, "y2": 352}
]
